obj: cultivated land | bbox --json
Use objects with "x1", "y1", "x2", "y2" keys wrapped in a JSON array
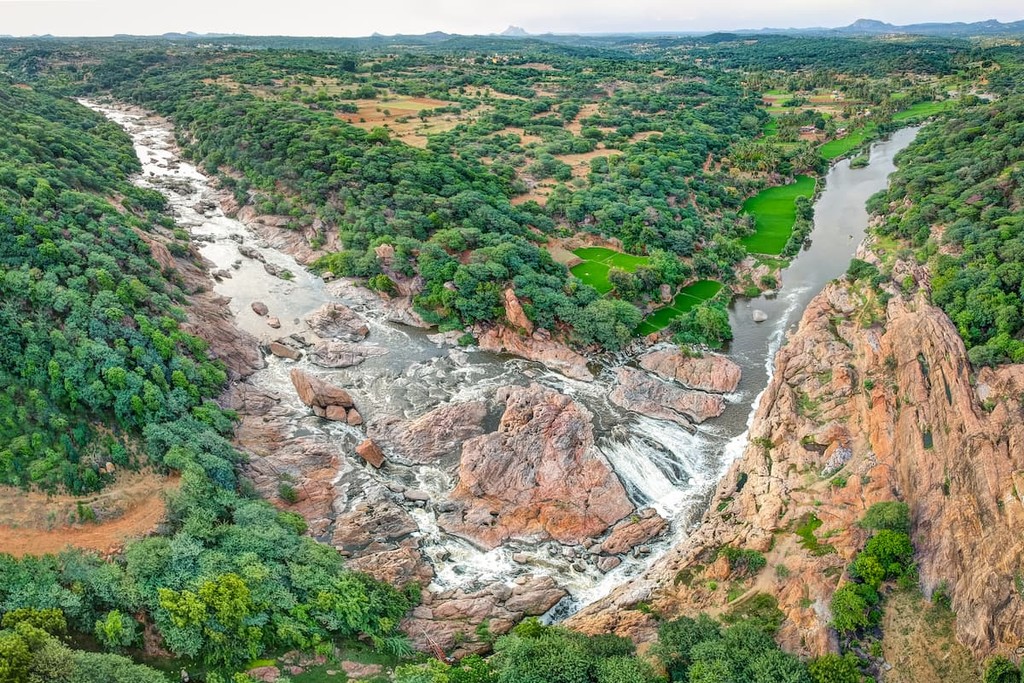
[
  {"x1": 819, "y1": 123, "x2": 878, "y2": 160},
  {"x1": 570, "y1": 246, "x2": 650, "y2": 293},
  {"x1": 740, "y1": 175, "x2": 816, "y2": 254},
  {"x1": 635, "y1": 280, "x2": 724, "y2": 335}
]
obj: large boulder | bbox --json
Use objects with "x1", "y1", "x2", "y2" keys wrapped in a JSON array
[
  {"x1": 305, "y1": 302, "x2": 369, "y2": 341},
  {"x1": 289, "y1": 368, "x2": 355, "y2": 420},
  {"x1": 439, "y1": 384, "x2": 632, "y2": 547},
  {"x1": 402, "y1": 575, "x2": 567, "y2": 658},
  {"x1": 600, "y1": 509, "x2": 669, "y2": 555},
  {"x1": 609, "y1": 367, "x2": 725, "y2": 425},
  {"x1": 639, "y1": 348, "x2": 742, "y2": 394},
  {"x1": 477, "y1": 327, "x2": 591, "y2": 381}
]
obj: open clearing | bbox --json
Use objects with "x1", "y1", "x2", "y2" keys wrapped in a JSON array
[
  {"x1": 0, "y1": 470, "x2": 175, "y2": 557},
  {"x1": 337, "y1": 96, "x2": 469, "y2": 148},
  {"x1": 740, "y1": 175, "x2": 816, "y2": 254},
  {"x1": 881, "y1": 590, "x2": 979, "y2": 683},
  {"x1": 636, "y1": 280, "x2": 724, "y2": 335}
]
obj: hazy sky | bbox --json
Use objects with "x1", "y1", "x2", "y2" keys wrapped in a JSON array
[{"x1": 0, "y1": 0, "x2": 1021, "y2": 37}]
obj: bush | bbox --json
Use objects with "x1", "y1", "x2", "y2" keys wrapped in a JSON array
[
  {"x1": 846, "y1": 258, "x2": 879, "y2": 281},
  {"x1": 858, "y1": 501, "x2": 910, "y2": 533},
  {"x1": 718, "y1": 546, "x2": 767, "y2": 578},
  {"x1": 808, "y1": 653, "x2": 862, "y2": 683},
  {"x1": 984, "y1": 656, "x2": 1022, "y2": 683}
]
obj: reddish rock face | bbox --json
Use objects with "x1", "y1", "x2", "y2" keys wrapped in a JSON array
[
  {"x1": 476, "y1": 327, "x2": 592, "y2": 381},
  {"x1": 568, "y1": 253, "x2": 1024, "y2": 659},
  {"x1": 289, "y1": 368, "x2": 354, "y2": 410},
  {"x1": 600, "y1": 510, "x2": 669, "y2": 556},
  {"x1": 609, "y1": 367, "x2": 725, "y2": 425},
  {"x1": 402, "y1": 575, "x2": 567, "y2": 658},
  {"x1": 503, "y1": 287, "x2": 534, "y2": 335},
  {"x1": 439, "y1": 384, "x2": 633, "y2": 548},
  {"x1": 368, "y1": 401, "x2": 488, "y2": 465},
  {"x1": 639, "y1": 348, "x2": 742, "y2": 394}
]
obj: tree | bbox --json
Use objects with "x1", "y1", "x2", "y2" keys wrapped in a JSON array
[
  {"x1": 829, "y1": 584, "x2": 870, "y2": 634},
  {"x1": 863, "y1": 530, "x2": 914, "y2": 577},
  {"x1": 653, "y1": 614, "x2": 721, "y2": 679},
  {"x1": 858, "y1": 502, "x2": 910, "y2": 534},
  {"x1": 672, "y1": 301, "x2": 733, "y2": 349},
  {"x1": 94, "y1": 611, "x2": 139, "y2": 651}
]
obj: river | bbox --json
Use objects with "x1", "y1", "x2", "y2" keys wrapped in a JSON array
[{"x1": 83, "y1": 98, "x2": 916, "y2": 618}]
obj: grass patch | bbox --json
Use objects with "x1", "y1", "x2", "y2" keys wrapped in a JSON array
[
  {"x1": 569, "y1": 260, "x2": 613, "y2": 294},
  {"x1": 794, "y1": 513, "x2": 837, "y2": 556},
  {"x1": 572, "y1": 246, "x2": 648, "y2": 271},
  {"x1": 635, "y1": 280, "x2": 724, "y2": 335},
  {"x1": 740, "y1": 175, "x2": 816, "y2": 255},
  {"x1": 570, "y1": 246, "x2": 649, "y2": 294},
  {"x1": 820, "y1": 123, "x2": 877, "y2": 160}
]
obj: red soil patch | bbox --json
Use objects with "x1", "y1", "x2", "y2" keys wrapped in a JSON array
[{"x1": 0, "y1": 471, "x2": 177, "y2": 558}]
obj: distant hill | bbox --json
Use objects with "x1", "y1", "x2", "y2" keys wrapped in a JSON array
[
  {"x1": 748, "y1": 17, "x2": 1024, "y2": 37},
  {"x1": 500, "y1": 25, "x2": 530, "y2": 37}
]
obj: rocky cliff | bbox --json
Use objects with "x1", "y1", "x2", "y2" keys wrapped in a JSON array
[{"x1": 568, "y1": 245, "x2": 1024, "y2": 660}]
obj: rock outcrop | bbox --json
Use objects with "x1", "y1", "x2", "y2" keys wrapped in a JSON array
[
  {"x1": 309, "y1": 340, "x2": 386, "y2": 368},
  {"x1": 368, "y1": 401, "x2": 488, "y2": 465},
  {"x1": 568, "y1": 248, "x2": 1024, "y2": 660},
  {"x1": 305, "y1": 302, "x2": 369, "y2": 341},
  {"x1": 477, "y1": 326, "x2": 591, "y2": 381},
  {"x1": 609, "y1": 367, "x2": 725, "y2": 425},
  {"x1": 600, "y1": 509, "x2": 669, "y2": 556},
  {"x1": 639, "y1": 348, "x2": 742, "y2": 394},
  {"x1": 402, "y1": 575, "x2": 567, "y2": 658},
  {"x1": 503, "y1": 288, "x2": 534, "y2": 335},
  {"x1": 439, "y1": 384, "x2": 632, "y2": 547}
]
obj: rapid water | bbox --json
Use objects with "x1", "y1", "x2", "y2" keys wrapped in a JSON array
[{"x1": 85, "y1": 98, "x2": 916, "y2": 617}]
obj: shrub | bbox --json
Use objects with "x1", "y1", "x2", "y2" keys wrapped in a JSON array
[
  {"x1": 984, "y1": 656, "x2": 1022, "y2": 683},
  {"x1": 808, "y1": 653, "x2": 862, "y2": 683},
  {"x1": 717, "y1": 546, "x2": 767, "y2": 578},
  {"x1": 858, "y1": 501, "x2": 910, "y2": 533}
]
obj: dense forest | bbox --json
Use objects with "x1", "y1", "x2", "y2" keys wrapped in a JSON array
[
  {"x1": 0, "y1": 76, "x2": 414, "y2": 681},
  {"x1": 4, "y1": 35, "x2": 965, "y2": 351},
  {"x1": 869, "y1": 95, "x2": 1024, "y2": 365}
]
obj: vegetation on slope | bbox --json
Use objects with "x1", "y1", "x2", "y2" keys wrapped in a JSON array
[{"x1": 869, "y1": 95, "x2": 1024, "y2": 366}]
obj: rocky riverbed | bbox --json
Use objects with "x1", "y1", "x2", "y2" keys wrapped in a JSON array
[{"x1": 86, "y1": 98, "x2": 920, "y2": 656}]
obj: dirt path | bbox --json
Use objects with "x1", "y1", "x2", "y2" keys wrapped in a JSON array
[{"x1": 0, "y1": 471, "x2": 177, "y2": 557}]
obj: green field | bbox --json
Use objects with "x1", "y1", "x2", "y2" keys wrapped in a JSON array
[
  {"x1": 819, "y1": 122, "x2": 877, "y2": 160},
  {"x1": 892, "y1": 99, "x2": 953, "y2": 122},
  {"x1": 739, "y1": 175, "x2": 816, "y2": 255},
  {"x1": 635, "y1": 280, "x2": 724, "y2": 336},
  {"x1": 570, "y1": 247, "x2": 650, "y2": 293}
]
